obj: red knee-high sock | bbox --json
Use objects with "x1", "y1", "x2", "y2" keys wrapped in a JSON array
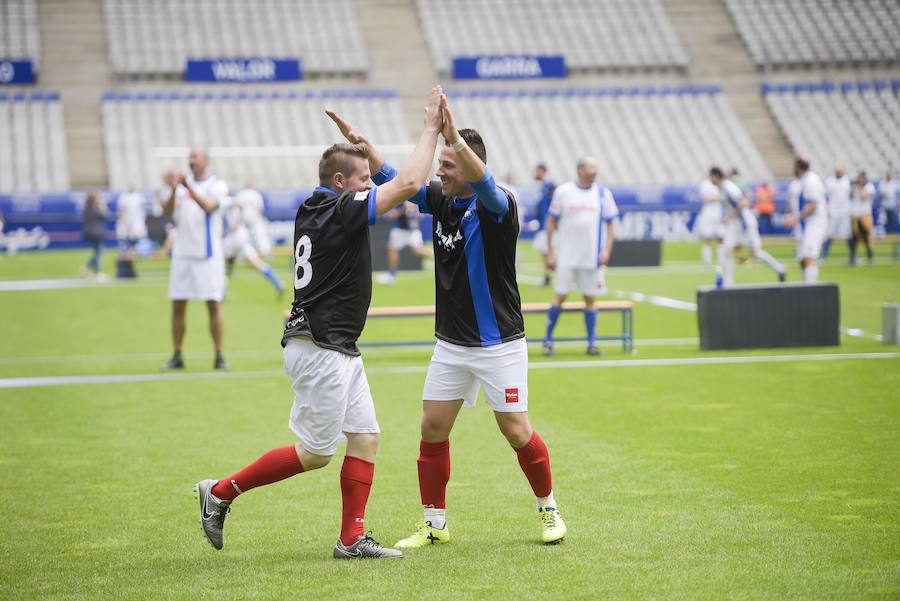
[
  {"x1": 514, "y1": 431, "x2": 552, "y2": 498},
  {"x1": 417, "y1": 440, "x2": 450, "y2": 508},
  {"x1": 340, "y1": 455, "x2": 375, "y2": 546},
  {"x1": 211, "y1": 445, "x2": 304, "y2": 501}
]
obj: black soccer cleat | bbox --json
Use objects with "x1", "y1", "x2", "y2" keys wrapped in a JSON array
[{"x1": 161, "y1": 353, "x2": 185, "y2": 370}]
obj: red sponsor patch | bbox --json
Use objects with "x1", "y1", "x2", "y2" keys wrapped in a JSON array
[{"x1": 505, "y1": 388, "x2": 519, "y2": 403}]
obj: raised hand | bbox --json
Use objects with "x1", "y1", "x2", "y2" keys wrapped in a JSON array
[
  {"x1": 440, "y1": 94, "x2": 459, "y2": 144},
  {"x1": 325, "y1": 110, "x2": 368, "y2": 145},
  {"x1": 423, "y1": 85, "x2": 443, "y2": 130}
]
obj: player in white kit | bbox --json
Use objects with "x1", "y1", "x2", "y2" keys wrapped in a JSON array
[
  {"x1": 822, "y1": 164, "x2": 852, "y2": 260},
  {"x1": 223, "y1": 192, "x2": 284, "y2": 297},
  {"x1": 543, "y1": 157, "x2": 618, "y2": 356},
  {"x1": 234, "y1": 185, "x2": 273, "y2": 257},
  {"x1": 783, "y1": 158, "x2": 828, "y2": 282},
  {"x1": 695, "y1": 176, "x2": 723, "y2": 266},
  {"x1": 709, "y1": 167, "x2": 785, "y2": 286},
  {"x1": 849, "y1": 171, "x2": 876, "y2": 265},
  {"x1": 162, "y1": 147, "x2": 231, "y2": 370}
]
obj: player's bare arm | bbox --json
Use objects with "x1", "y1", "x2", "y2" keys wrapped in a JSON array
[
  {"x1": 600, "y1": 220, "x2": 615, "y2": 266},
  {"x1": 325, "y1": 110, "x2": 386, "y2": 176},
  {"x1": 441, "y1": 97, "x2": 486, "y2": 182},
  {"x1": 162, "y1": 170, "x2": 178, "y2": 216},
  {"x1": 545, "y1": 215, "x2": 558, "y2": 270},
  {"x1": 372, "y1": 86, "x2": 444, "y2": 216},
  {"x1": 179, "y1": 174, "x2": 220, "y2": 214}
]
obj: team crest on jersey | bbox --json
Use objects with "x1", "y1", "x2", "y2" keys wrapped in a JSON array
[
  {"x1": 462, "y1": 208, "x2": 475, "y2": 222},
  {"x1": 435, "y1": 222, "x2": 463, "y2": 251}
]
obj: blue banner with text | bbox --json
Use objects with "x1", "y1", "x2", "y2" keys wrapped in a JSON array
[
  {"x1": 452, "y1": 55, "x2": 566, "y2": 80},
  {"x1": 185, "y1": 58, "x2": 302, "y2": 83}
]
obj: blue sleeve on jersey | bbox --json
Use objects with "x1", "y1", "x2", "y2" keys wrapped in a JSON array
[
  {"x1": 471, "y1": 169, "x2": 508, "y2": 220},
  {"x1": 368, "y1": 188, "x2": 377, "y2": 225},
  {"x1": 412, "y1": 185, "x2": 429, "y2": 214},
  {"x1": 372, "y1": 162, "x2": 397, "y2": 185}
]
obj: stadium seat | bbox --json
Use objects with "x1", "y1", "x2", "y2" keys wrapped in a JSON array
[
  {"x1": 0, "y1": 91, "x2": 69, "y2": 193},
  {"x1": 764, "y1": 79, "x2": 900, "y2": 177},
  {"x1": 415, "y1": 0, "x2": 688, "y2": 73},
  {"x1": 445, "y1": 86, "x2": 771, "y2": 186},
  {"x1": 723, "y1": 0, "x2": 900, "y2": 69},
  {"x1": 101, "y1": 88, "x2": 410, "y2": 191},
  {"x1": 0, "y1": 0, "x2": 41, "y2": 69},
  {"x1": 102, "y1": 0, "x2": 368, "y2": 77}
]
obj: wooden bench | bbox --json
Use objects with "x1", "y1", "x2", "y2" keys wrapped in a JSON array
[{"x1": 366, "y1": 300, "x2": 634, "y2": 352}]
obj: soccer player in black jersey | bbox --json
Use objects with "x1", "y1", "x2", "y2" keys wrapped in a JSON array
[
  {"x1": 194, "y1": 86, "x2": 445, "y2": 560},
  {"x1": 330, "y1": 98, "x2": 567, "y2": 547}
]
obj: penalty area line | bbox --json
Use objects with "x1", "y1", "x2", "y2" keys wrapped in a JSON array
[{"x1": 0, "y1": 352, "x2": 897, "y2": 390}]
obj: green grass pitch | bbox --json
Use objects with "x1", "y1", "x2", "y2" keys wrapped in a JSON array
[{"x1": 0, "y1": 241, "x2": 898, "y2": 600}]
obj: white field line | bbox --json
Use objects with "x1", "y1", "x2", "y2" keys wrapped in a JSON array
[
  {"x1": 0, "y1": 337, "x2": 699, "y2": 366},
  {"x1": 0, "y1": 351, "x2": 897, "y2": 390}
]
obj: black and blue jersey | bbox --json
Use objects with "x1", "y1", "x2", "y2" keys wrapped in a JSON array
[
  {"x1": 374, "y1": 163, "x2": 524, "y2": 347},
  {"x1": 281, "y1": 185, "x2": 377, "y2": 356}
]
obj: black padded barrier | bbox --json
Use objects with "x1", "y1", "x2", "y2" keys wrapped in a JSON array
[{"x1": 697, "y1": 283, "x2": 840, "y2": 350}]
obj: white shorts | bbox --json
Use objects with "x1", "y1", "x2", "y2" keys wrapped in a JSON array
[
  {"x1": 250, "y1": 221, "x2": 272, "y2": 256},
  {"x1": 828, "y1": 211, "x2": 851, "y2": 240},
  {"x1": 799, "y1": 221, "x2": 826, "y2": 260},
  {"x1": 387, "y1": 227, "x2": 423, "y2": 252},
  {"x1": 532, "y1": 230, "x2": 549, "y2": 255},
  {"x1": 283, "y1": 338, "x2": 380, "y2": 456},
  {"x1": 223, "y1": 228, "x2": 259, "y2": 262},
  {"x1": 695, "y1": 204, "x2": 723, "y2": 240},
  {"x1": 555, "y1": 266, "x2": 602, "y2": 296},
  {"x1": 168, "y1": 256, "x2": 226, "y2": 301},
  {"x1": 723, "y1": 218, "x2": 762, "y2": 251},
  {"x1": 423, "y1": 338, "x2": 528, "y2": 412}
]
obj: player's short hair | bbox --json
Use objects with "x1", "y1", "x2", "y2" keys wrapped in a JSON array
[
  {"x1": 448, "y1": 128, "x2": 487, "y2": 164},
  {"x1": 318, "y1": 143, "x2": 368, "y2": 186},
  {"x1": 794, "y1": 157, "x2": 810, "y2": 173},
  {"x1": 709, "y1": 166, "x2": 724, "y2": 179}
]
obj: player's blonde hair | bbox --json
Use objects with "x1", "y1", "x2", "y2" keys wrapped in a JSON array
[{"x1": 318, "y1": 143, "x2": 369, "y2": 186}]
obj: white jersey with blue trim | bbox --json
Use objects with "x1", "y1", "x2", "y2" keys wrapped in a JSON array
[
  {"x1": 798, "y1": 171, "x2": 828, "y2": 226},
  {"x1": 549, "y1": 181, "x2": 619, "y2": 269},
  {"x1": 171, "y1": 175, "x2": 229, "y2": 259}
]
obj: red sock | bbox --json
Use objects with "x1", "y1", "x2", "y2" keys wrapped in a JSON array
[
  {"x1": 514, "y1": 431, "x2": 552, "y2": 498},
  {"x1": 417, "y1": 439, "x2": 450, "y2": 509},
  {"x1": 340, "y1": 455, "x2": 375, "y2": 546},
  {"x1": 211, "y1": 445, "x2": 304, "y2": 501}
]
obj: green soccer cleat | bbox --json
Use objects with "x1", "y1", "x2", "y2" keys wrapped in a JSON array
[
  {"x1": 539, "y1": 506, "x2": 566, "y2": 544},
  {"x1": 194, "y1": 479, "x2": 231, "y2": 550},
  {"x1": 394, "y1": 520, "x2": 450, "y2": 549}
]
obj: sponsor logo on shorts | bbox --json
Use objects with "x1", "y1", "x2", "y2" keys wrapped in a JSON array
[{"x1": 505, "y1": 388, "x2": 519, "y2": 403}]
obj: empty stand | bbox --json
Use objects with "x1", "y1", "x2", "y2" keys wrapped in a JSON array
[
  {"x1": 0, "y1": 91, "x2": 70, "y2": 193},
  {"x1": 415, "y1": 0, "x2": 688, "y2": 73},
  {"x1": 101, "y1": 89, "x2": 410, "y2": 190},
  {"x1": 764, "y1": 80, "x2": 900, "y2": 177},
  {"x1": 446, "y1": 86, "x2": 771, "y2": 186},
  {"x1": 0, "y1": 0, "x2": 40, "y2": 68},
  {"x1": 103, "y1": 0, "x2": 368, "y2": 77},
  {"x1": 724, "y1": 0, "x2": 900, "y2": 68}
]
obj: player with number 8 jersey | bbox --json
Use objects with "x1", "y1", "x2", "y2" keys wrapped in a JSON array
[{"x1": 193, "y1": 86, "x2": 446, "y2": 560}]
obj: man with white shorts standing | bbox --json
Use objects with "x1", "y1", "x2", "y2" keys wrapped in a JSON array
[
  {"x1": 784, "y1": 158, "x2": 828, "y2": 282},
  {"x1": 710, "y1": 167, "x2": 785, "y2": 286},
  {"x1": 822, "y1": 164, "x2": 852, "y2": 260},
  {"x1": 193, "y1": 86, "x2": 445, "y2": 559},
  {"x1": 162, "y1": 147, "x2": 231, "y2": 370},
  {"x1": 542, "y1": 157, "x2": 618, "y2": 356},
  {"x1": 382, "y1": 99, "x2": 566, "y2": 548},
  {"x1": 695, "y1": 174, "x2": 723, "y2": 266}
]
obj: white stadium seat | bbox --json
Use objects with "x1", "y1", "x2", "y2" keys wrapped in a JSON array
[
  {"x1": 415, "y1": 0, "x2": 688, "y2": 73},
  {"x1": 102, "y1": 0, "x2": 368, "y2": 76},
  {"x1": 0, "y1": 91, "x2": 69, "y2": 193},
  {"x1": 764, "y1": 80, "x2": 900, "y2": 177},
  {"x1": 100, "y1": 89, "x2": 411, "y2": 190}
]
